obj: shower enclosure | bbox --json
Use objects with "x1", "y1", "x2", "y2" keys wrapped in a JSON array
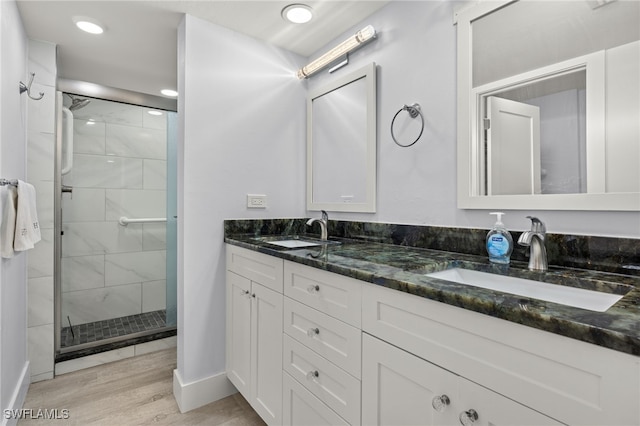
[{"x1": 54, "y1": 88, "x2": 177, "y2": 357}]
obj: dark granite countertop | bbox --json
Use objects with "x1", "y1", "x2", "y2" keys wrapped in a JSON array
[{"x1": 225, "y1": 233, "x2": 640, "y2": 357}]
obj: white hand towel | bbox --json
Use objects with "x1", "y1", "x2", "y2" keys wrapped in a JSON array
[
  {"x1": 14, "y1": 180, "x2": 41, "y2": 251},
  {"x1": 0, "y1": 186, "x2": 18, "y2": 258}
]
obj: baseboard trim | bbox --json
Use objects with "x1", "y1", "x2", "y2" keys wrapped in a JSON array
[
  {"x1": 172, "y1": 369, "x2": 237, "y2": 413},
  {"x1": 1, "y1": 361, "x2": 30, "y2": 426}
]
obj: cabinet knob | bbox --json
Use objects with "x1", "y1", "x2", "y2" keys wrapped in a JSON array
[
  {"x1": 432, "y1": 394, "x2": 451, "y2": 412},
  {"x1": 307, "y1": 284, "x2": 320, "y2": 294},
  {"x1": 307, "y1": 327, "x2": 320, "y2": 337},
  {"x1": 306, "y1": 370, "x2": 319, "y2": 380},
  {"x1": 459, "y1": 409, "x2": 479, "y2": 426},
  {"x1": 240, "y1": 289, "x2": 250, "y2": 296}
]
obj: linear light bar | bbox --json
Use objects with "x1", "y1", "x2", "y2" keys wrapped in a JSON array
[{"x1": 297, "y1": 25, "x2": 376, "y2": 79}]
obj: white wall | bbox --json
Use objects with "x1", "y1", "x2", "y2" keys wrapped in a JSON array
[
  {"x1": 175, "y1": 14, "x2": 306, "y2": 410},
  {"x1": 0, "y1": 0, "x2": 30, "y2": 424},
  {"x1": 307, "y1": 1, "x2": 640, "y2": 238},
  {"x1": 530, "y1": 89, "x2": 586, "y2": 195}
]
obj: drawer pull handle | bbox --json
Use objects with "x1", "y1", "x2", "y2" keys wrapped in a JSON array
[
  {"x1": 306, "y1": 370, "x2": 319, "y2": 380},
  {"x1": 459, "y1": 409, "x2": 478, "y2": 426},
  {"x1": 307, "y1": 327, "x2": 320, "y2": 337},
  {"x1": 307, "y1": 284, "x2": 320, "y2": 293},
  {"x1": 432, "y1": 395, "x2": 450, "y2": 412}
]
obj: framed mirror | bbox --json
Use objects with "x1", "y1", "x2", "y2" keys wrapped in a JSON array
[
  {"x1": 307, "y1": 62, "x2": 377, "y2": 213},
  {"x1": 456, "y1": 0, "x2": 640, "y2": 210}
]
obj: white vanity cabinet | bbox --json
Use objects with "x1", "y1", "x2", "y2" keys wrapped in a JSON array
[
  {"x1": 225, "y1": 244, "x2": 640, "y2": 425},
  {"x1": 226, "y1": 245, "x2": 284, "y2": 425},
  {"x1": 362, "y1": 283, "x2": 640, "y2": 426},
  {"x1": 282, "y1": 260, "x2": 363, "y2": 425},
  {"x1": 362, "y1": 334, "x2": 562, "y2": 426}
]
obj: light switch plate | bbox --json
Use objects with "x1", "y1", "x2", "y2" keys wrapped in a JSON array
[{"x1": 247, "y1": 194, "x2": 267, "y2": 209}]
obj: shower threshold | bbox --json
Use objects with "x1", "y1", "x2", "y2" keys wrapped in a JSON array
[{"x1": 57, "y1": 310, "x2": 176, "y2": 362}]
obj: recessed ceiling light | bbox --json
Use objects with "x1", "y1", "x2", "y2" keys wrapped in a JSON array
[
  {"x1": 148, "y1": 110, "x2": 163, "y2": 116},
  {"x1": 282, "y1": 4, "x2": 313, "y2": 24},
  {"x1": 161, "y1": 89, "x2": 178, "y2": 97},
  {"x1": 73, "y1": 16, "x2": 105, "y2": 34}
]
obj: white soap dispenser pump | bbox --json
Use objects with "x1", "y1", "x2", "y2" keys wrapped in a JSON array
[{"x1": 486, "y1": 212, "x2": 513, "y2": 264}]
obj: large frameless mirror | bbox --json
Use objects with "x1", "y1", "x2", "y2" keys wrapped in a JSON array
[
  {"x1": 307, "y1": 62, "x2": 377, "y2": 213},
  {"x1": 456, "y1": 0, "x2": 640, "y2": 210}
]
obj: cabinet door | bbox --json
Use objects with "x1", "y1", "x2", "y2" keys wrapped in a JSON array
[
  {"x1": 282, "y1": 372, "x2": 349, "y2": 426},
  {"x1": 251, "y1": 282, "x2": 283, "y2": 425},
  {"x1": 226, "y1": 271, "x2": 252, "y2": 397},
  {"x1": 458, "y1": 378, "x2": 564, "y2": 426},
  {"x1": 362, "y1": 334, "x2": 459, "y2": 426}
]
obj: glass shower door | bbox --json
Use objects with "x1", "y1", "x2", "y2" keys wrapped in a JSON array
[
  {"x1": 58, "y1": 94, "x2": 176, "y2": 351},
  {"x1": 165, "y1": 111, "x2": 177, "y2": 327}
]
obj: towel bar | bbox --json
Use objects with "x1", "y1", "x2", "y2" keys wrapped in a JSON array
[{"x1": 118, "y1": 216, "x2": 166, "y2": 226}]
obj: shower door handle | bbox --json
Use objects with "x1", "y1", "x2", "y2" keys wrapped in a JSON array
[{"x1": 61, "y1": 107, "x2": 74, "y2": 175}]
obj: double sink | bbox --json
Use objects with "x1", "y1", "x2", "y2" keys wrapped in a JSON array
[{"x1": 252, "y1": 236, "x2": 631, "y2": 313}]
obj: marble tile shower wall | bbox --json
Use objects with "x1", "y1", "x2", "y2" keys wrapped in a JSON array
[
  {"x1": 27, "y1": 40, "x2": 57, "y2": 382},
  {"x1": 61, "y1": 98, "x2": 167, "y2": 326}
]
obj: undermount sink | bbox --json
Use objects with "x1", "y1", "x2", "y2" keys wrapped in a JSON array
[
  {"x1": 426, "y1": 268, "x2": 625, "y2": 312},
  {"x1": 254, "y1": 236, "x2": 341, "y2": 249},
  {"x1": 266, "y1": 240, "x2": 322, "y2": 249}
]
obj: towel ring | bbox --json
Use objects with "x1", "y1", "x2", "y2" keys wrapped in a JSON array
[{"x1": 391, "y1": 103, "x2": 424, "y2": 148}]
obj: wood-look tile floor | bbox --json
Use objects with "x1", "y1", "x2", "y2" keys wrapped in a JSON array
[{"x1": 19, "y1": 348, "x2": 266, "y2": 426}]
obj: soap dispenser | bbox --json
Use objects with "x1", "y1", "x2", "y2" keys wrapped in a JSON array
[{"x1": 486, "y1": 212, "x2": 513, "y2": 264}]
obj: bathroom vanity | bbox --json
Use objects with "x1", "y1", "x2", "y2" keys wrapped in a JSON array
[{"x1": 224, "y1": 228, "x2": 640, "y2": 426}]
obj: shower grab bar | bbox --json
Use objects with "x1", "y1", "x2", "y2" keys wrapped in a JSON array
[
  {"x1": 119, "y1": 216, "x2": 166, "y2": 226},
  {"x1": 61, "y1": 106, "x2": 73, "y2": 175}
]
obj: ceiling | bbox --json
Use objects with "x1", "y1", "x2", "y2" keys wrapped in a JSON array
[{"x1": 16, "y1": 0, "x2": 390, "y2": 98}]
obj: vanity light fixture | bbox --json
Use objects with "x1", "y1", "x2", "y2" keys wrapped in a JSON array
[
  {"x1": 297, "y1": 25, "x2": 376, "y2": 79},
  {"x1": 73, "y1": 16, "x2": 105, "y2": 34},
  {"x1": 282, "y1": 4, "x2": 313, "y2": 24}
]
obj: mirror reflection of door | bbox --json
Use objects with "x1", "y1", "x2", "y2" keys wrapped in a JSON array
[{"x1": 486, "y1": 96, "x2": 541, "y2": 196}]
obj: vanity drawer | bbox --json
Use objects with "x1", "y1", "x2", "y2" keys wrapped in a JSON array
[
  {"x1": 282, "y1": 372, "x2": 349, "y2": 426},
  {"x1": 284, "y1": 297, "x2": 361, "y2": 379},
  {"x1": 226, "y1": 245, "x2": 283, "y2": 293},
  {"x1": 284, "y1": 261, "x2": 362, "y2": 327},
  {"x1": 283, "y1": 334, "x2": 360, "y2": 425}
]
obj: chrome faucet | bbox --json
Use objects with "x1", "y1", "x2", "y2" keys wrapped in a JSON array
[
  {"x1": 518, "y1": 216, "x2": 548, "y2": 272},
  {"x1": 306, "y1": 210, "x2": 328, "y2": 241}
]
